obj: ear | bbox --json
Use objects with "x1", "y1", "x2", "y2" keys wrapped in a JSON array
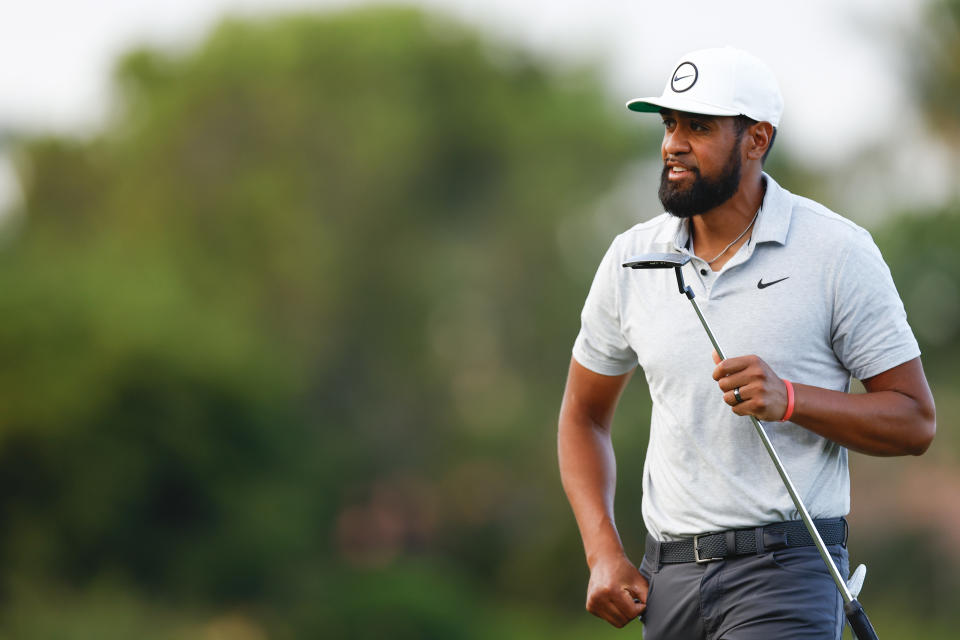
[{"x1": 745, "y1": 121, "x2": 774, "y2": 161}]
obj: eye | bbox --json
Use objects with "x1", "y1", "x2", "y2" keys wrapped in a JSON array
[
  {"x1": 661, "y1": 118, "x2": 676, "y2": 130},
  {"x1": 690, "y1": 120, "x2": 709, "y2": 132}
]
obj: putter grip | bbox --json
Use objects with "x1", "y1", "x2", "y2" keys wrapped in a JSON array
[{"x1": 844, "y1": 599, "x2": 879, "y2": 640}]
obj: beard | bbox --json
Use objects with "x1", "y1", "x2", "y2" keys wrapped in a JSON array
[{"x1": 658, "y1": 143, "x2": 743, "y2": 219}]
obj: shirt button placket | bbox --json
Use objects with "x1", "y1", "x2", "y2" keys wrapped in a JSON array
[{"x1": 693, "y1": 259, "x2": 715, "y2": 297}]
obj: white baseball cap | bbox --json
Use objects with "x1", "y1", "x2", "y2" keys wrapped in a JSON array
[{"x1": 626, "y1": 47, "x2": 783, "y2": 127}]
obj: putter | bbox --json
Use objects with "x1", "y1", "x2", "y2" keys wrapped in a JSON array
[{"x1": 623, "y1": 252, "x2": 879, "y2": 640}]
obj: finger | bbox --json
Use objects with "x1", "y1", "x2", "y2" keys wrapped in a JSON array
[
  {"x1": 726, "y1": 388, "x2": 757, "y2": 409},
  {"x1": 626, "y1": 575, "x2": 649, "y2": 617},
  {"x1": 592, "y1": 590, "x2": 632, "y2": 627},
  {"x1": 625, "y1": 580, "x2": 649, "y2": 605},
  {"x1": 731, "y1": 400, "x2": 753, "y2": 416},
  {"x1": 717, "y1": 371, "x2": 754, "y2": 393},
  {"x1": 712, "y1": 349, "x2": 721, "y2": 365},
  {"x1": 630, "y1": 596, "x2": 647, "y2": 617},
  {"x1": 635, "y1": 573, "x2": 650, "y2": 602},
  {"x1": 712, "y1": 355, "x2": 749, "y2": 380},
  {"x1": 609, "y1": 603, "x2": 636, "y2": 628},
  {"x1": 723, "y1": 389, "x2": 740, "y2": 406},
  {"x1": 613, "y1": 586, "x2": 645, "y2": 621},
  {"x1": 588, "y1": 588, "x2": 637, "y2": 627},
  {"x1": 600, "y1": 602, "x2": 629, "y2": 628},
  {"x1": 734, "y1": 388, "x2": 770, "y2": 416},
  {"x1": 621, "y1": 590, "x2": 644, "y2": 616}
]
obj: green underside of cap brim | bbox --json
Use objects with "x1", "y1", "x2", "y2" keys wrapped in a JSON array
[
  {"x1": 626, "y1": 101, "x2": 662, "y2": 113},
  {"x1": 625, "y1": 97, "x2": 741, "y2": 118}
]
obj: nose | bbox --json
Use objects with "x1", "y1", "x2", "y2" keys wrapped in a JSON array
[{"x1": 663, "y1": 126, "x2": 691, "y2": 157}]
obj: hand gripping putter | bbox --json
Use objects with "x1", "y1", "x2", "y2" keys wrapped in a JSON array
[{"x1": 623, "y1": 253, "x2": 878, "y2": 640}]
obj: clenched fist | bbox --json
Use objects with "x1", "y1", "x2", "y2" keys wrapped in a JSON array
[{"x1": 585, "y1": 553, "x2": 648, "y2": 628}]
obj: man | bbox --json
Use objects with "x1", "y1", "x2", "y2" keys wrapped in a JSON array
[{"x1": 557, "y1": 47, "x2": 936, "y2": 639}]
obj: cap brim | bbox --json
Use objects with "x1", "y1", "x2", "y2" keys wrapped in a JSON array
[{"x1": 626, "y1": 95, "x2": 740, "y2": 117}]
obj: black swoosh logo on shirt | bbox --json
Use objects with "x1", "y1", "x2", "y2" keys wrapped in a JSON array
[
  {"x1": 757, "y1": 276, "x2": 789, "y2": 289},
  {"x1": 673, "y1": 74, "x2": 693, "y2": 82}
]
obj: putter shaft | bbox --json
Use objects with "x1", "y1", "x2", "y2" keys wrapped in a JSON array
[{"x1": 689, "y1": 296, "x2": 854, "y2": 604}]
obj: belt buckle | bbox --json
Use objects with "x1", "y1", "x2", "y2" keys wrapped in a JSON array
[{"x1": 693, "y1": 533, "x2": 723, "y2": 563}]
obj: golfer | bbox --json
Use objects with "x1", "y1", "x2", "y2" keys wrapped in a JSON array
[{"x1": 558, "y1": 47, "x2": 936, "y2": 639}]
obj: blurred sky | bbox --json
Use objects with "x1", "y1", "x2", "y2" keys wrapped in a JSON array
[{"x1": 0, "y1": 0, "x2": 936, "y2": 214}]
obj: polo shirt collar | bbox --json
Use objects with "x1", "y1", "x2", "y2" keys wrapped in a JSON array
[
  {"x1": 659, "y1": 172, "x2": 792, "y2": 251},
  {"x1": 750, "y1": 172, "x2": 792, "y2": 246}
]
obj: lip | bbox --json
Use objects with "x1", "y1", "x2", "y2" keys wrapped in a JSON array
[{"x1": 665, "y1": 161, "x2": 695, "y2": 181}]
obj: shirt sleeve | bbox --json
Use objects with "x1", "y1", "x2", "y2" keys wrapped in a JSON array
[
  {"x1": 830, "y1": 230, "x2": 920, "y2": 380},
  {"x1": 572, "y1": 236, "x2": 638, "y2": 376}
]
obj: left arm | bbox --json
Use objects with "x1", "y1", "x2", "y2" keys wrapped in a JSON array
[{"x1": 712, "y1": 353, "x2": 935, "y2": 456}]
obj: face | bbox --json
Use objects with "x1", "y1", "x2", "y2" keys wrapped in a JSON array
[{"x1": 657, "y1": 110, "x2": 746, "y2": 219}]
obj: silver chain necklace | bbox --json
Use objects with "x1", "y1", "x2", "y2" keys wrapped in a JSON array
[{"x1": 701, "y1": 207, "x2": 761, "y2": 265}]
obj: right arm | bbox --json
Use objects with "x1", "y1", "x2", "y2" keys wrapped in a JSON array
[{"x1": 558, "y1": 357, "x2": 647, "y2": 628}]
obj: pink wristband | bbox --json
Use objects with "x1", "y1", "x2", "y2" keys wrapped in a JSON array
[{"x1": 780, "y1": 379, "x2": 795, "y2": 422}]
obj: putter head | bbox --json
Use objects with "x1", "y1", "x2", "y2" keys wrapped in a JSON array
[
  {"x1": 622, "y1": 253, "x2": 695, "y2": 299},
  {"x1": 622, "y1": 253, "x2": 691, "y2": 269}
]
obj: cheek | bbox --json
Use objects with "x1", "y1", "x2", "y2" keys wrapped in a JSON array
[{"x1": 694, "y1": 145, "x2": 723, "y2": 173}]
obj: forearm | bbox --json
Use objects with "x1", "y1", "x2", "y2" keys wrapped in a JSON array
[
  {"x1": 558, "y1": 414, "x2": 626, "y2": 567},
  {"x1": 558, "y1": 362, "x2": 647, "y2": 628},
  {"x1": 792, "y1": 383, "x2": 935, "y2": 456}
]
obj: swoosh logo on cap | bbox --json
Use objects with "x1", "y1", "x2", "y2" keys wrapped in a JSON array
[
  {"x1": 757, "y1": 276, "x2": 789, "y2": 289},
  {"x1": 670, "y1": 62, "x2": 698, "y2": 93}
]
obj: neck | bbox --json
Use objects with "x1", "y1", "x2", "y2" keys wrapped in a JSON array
[{"x1": 690, "y1": 172, "x2": 766, "y2": 269}]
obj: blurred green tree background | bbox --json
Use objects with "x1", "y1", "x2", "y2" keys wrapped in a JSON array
[{"x1": 0, "y1": 4, "x2": 957, "y2": 639}]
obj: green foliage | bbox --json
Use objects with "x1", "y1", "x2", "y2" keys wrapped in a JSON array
[
  {"x1": 0, "y1": 6, "x2": 643, "y2": 636},
  {"x1": 910, "y1": 0, "x2": 960, "y2": 143},
  {"x1": 874, "y1": 205, "x2": 960, "y2": 380}
]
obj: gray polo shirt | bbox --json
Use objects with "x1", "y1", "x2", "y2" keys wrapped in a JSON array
[{"x1": 572, "y1": 173, "x2": 920, "y2": 541}]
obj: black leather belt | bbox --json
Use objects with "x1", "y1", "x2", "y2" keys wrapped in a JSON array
[{"x1": 656, "y1": 517, "x2": 847, "y2": 564}]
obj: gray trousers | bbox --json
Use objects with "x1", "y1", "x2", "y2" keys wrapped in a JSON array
[{"x1": 638, "y1": 535, "x2": 849, "y2": 639}]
